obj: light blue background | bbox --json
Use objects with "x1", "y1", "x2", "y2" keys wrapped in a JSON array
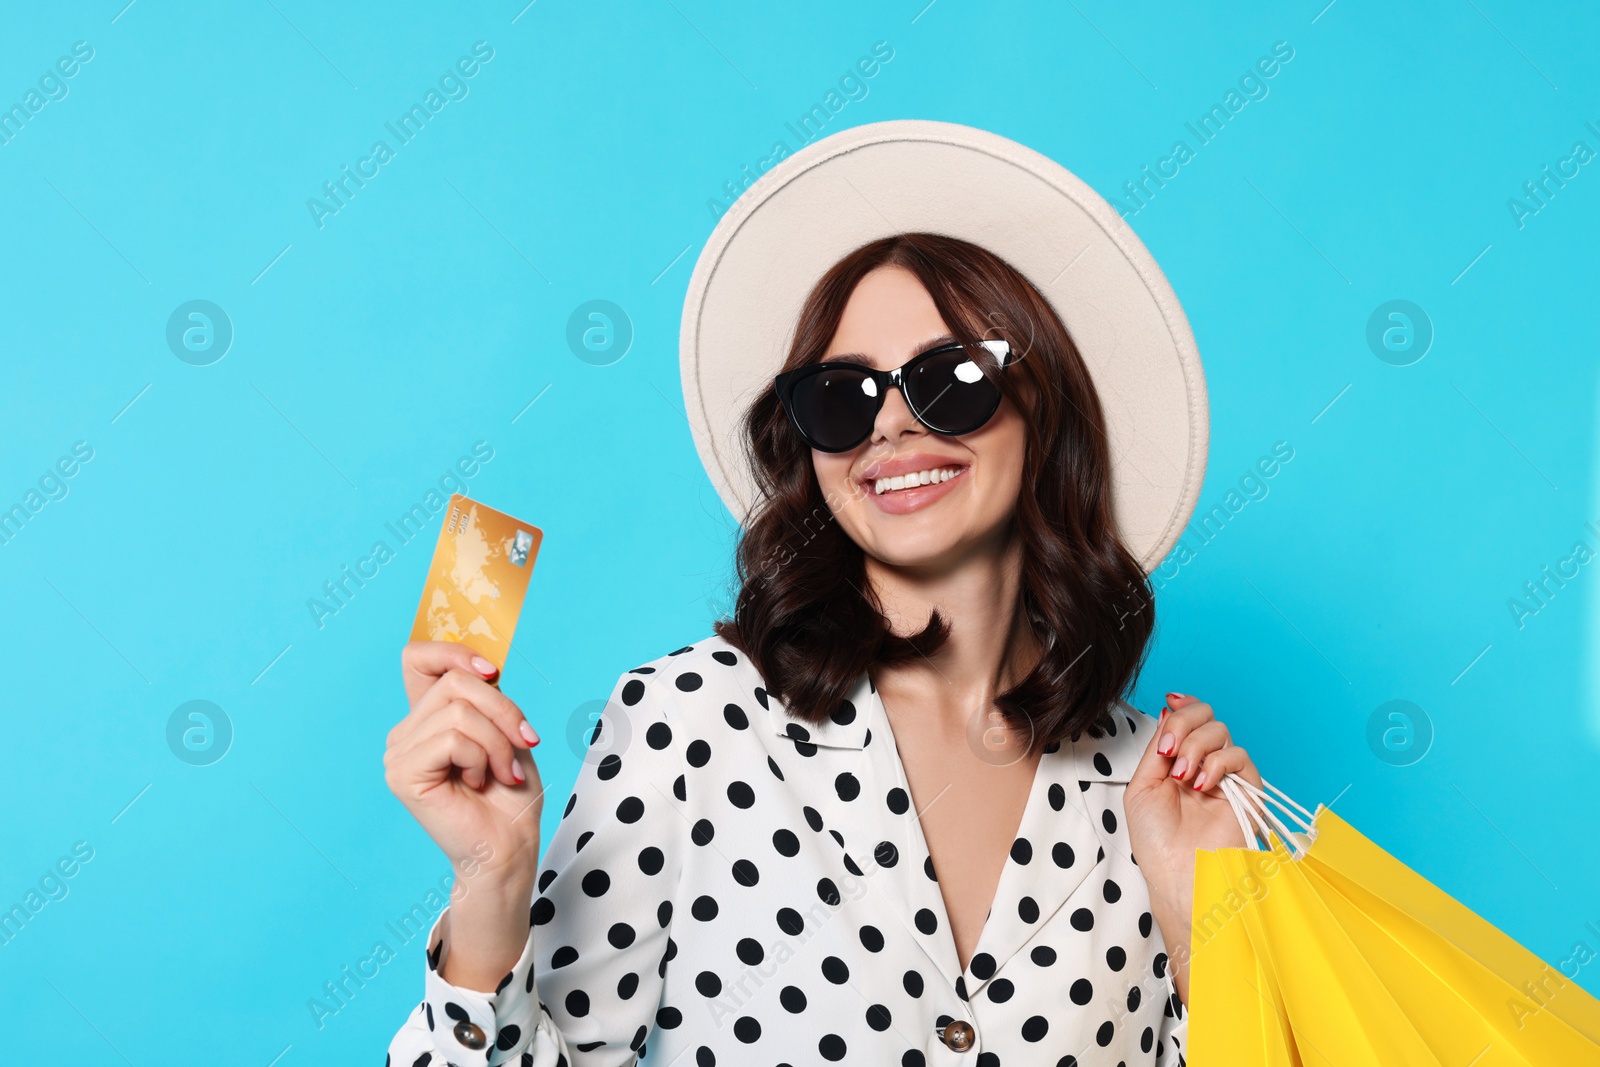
[{"x1": 3, "y1": 1, "x2": 1598, "y2": 1062}]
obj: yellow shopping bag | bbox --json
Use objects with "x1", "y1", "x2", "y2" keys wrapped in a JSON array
[{"x1": 1186, "y1": 774, "x2": 1600, "y2": 1065}]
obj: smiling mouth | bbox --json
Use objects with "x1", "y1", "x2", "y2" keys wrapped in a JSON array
[{"x1": 869, "y1": 465, "x2": 967, "y2": 495}]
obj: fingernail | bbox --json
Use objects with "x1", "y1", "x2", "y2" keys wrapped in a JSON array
[
  {"x1": 511, "y1": 759, "x2": 526, "y2": 783},
  {"x1": 1159, "y1": 733, "x2": 1175, "y2": 756},
  {"x1": 1166, "y1": 692, "x2": 1186, "y2": 702},
  {"x1": 471, "y1": 656, "x2": 498, "y2": 677},
  {"x1": 519, "y1": 721, "x2": 538, "y2": 747},
  {"x1": 1193, "y1": 770, "x2": 1207, "y2": 790},
  {"x1": 1171, "y1": 755, "x2": 1188, "y2": 778}
]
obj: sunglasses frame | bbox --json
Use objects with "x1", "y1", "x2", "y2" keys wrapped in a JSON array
[{"x1": 774, "y1": 338, "x2": 1015, "y2": 454}]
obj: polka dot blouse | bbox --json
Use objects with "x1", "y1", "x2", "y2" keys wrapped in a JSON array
[{"x1": 387, "y1": 633, "x2": 1188, "y2": 1066}]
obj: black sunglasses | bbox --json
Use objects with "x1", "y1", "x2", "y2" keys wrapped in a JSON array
[{"x1": 774, "y1": 338, "x2": 1014, "y2": 453}]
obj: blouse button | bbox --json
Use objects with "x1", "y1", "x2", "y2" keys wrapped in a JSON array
[
  {"x1": 940, "y1": 1019, "x2": 976, "y2": 1052},
  {"x1": 452, "y1": 1019, "x2": 488, "y2": 1049}
]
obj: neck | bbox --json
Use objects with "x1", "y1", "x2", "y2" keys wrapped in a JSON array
[{"x1": 866, "y1": 523, "x2": 1042, "y2": 736}]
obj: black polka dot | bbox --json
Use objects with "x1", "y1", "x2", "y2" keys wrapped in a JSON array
[
  {"x1": 835, "y1": 772, "x2": 860, "y2": 801},
  {"x1": 675, "y1": 672, "x2": 703, "y2": 692}
]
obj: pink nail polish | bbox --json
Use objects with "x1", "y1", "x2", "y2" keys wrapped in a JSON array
[
  {"x1": 471, "y1": 656, "x2": 498, "y2": 677},
  {"x1": 1193, "y1": 771, "x2": 1206, "y2": 790},
  {"x1": 1171, "y1": 755, "x2": 1187, "y2": 778},
  {"x1": 1159, "y1": 733, "x2": 1175, "y2": 756},
  {"x1": 519, "y1": 721, "x2": 538, "y2": 746},
  {"x1": 512, "y1": 759, "x2": 526, "y2": 783}
]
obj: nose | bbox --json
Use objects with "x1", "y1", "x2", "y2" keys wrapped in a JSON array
[{"x1": 869, "y1": 377, "x2": 925, "y2": 448}]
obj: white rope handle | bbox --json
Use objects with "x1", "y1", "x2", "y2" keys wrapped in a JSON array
[{"x1": 1216, "y1": 771, "x2": 1319, "y2": 859}]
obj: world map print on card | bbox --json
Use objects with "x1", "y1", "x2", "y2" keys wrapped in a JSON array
[{"x1": 409, "y1": 494, "x2": 542, "y2": 672}]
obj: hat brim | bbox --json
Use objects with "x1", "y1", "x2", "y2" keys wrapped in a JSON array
[{"x1": 679, "y1": 119, "x2": 1208, "y2": 574}]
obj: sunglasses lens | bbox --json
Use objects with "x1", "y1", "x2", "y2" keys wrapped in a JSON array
[
  {"x1": 904, "y1": 346, "x2": 1002, "y2": 434},
  {"x1": 788, "y1": 365, "x2": 879, "y2": 451}
]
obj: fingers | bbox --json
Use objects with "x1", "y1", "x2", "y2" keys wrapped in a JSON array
[
  {"x1": 401, "y1": 726, "x2": 495, "y2": 793},
  {"x1": 411, "y1": 698, "x2": 525, "y2": 788},
  {"x1": 1191, "y1": 743, "x2": 1258, "y2": 794},
  {"x1": 1168, "y1": 719, "x2": 1230, "y2": 785},
  {"x1": 391, "y1": 667, "x2": 538, "y2": 756},
  {"x1": 1155, "y1": 693, "x2": 1214, "y2": 757},
  {"x1": 401, "y1": 640, "x2": 500, "y2": 705}
]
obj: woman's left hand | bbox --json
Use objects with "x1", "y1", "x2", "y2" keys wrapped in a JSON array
[{"x1": 1123, "y1": 693, "x2": 1263, "y2": 1006}]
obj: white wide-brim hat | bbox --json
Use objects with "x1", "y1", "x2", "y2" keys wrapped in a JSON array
[{"x1": 679, "y1": 119, "x2": 1208, "y2": 573}]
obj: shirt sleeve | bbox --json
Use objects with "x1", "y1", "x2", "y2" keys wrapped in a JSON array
[
  {"x1": 1157, "y1": 957, "x2": 1188, "y2": 1064},
  {"x1": 385, "y1": 665, "x2": 687, "y2": 1066}
]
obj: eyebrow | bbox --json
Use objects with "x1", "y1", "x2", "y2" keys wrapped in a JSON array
[{"x1": 820, "y1": 334, "x2": 956, "y2": 367}]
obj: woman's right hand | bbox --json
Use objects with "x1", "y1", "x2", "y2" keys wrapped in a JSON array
[{"x1": 384, "y1": 640, "x2": 545, "y2": 989}]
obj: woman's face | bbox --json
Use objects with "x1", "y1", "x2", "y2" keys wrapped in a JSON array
[{"x1": 811, "y1": 265, "x2": 1028, "y2": 572}]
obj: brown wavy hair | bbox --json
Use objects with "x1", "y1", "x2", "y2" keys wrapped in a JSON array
[{"x1": 711, "y1": 231, "x2": 1155, "y2": 753}]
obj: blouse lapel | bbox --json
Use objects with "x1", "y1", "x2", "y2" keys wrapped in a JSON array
[
  {"x1": 763, "y1": 665, "x2": 1154, "y2": 996},
  {"x1": 956, "y1": 700, "x2": 1152, "y2": 989}
]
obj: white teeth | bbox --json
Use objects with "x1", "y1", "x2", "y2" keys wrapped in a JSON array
[{"x1": 872, "y1": 466, "x2": 964, "y2": 495}]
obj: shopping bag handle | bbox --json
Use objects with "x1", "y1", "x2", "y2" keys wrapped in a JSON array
[{"x1": 1217, "y1": 771, "x2": 1321, "y2": 859}]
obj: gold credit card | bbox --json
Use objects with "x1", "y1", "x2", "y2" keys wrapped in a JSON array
[{"x1": 410, "y1": 494, "x2": 543, "y2": 672}]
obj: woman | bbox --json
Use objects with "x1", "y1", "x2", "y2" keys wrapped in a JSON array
[{"x1": 383, "y1": 225, "x2": 1261, "y2": 1066}]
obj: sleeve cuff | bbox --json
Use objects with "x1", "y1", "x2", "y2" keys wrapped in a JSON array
[{"x1": 420, "y1": 905, "x2": 540, "y2": 1066}]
